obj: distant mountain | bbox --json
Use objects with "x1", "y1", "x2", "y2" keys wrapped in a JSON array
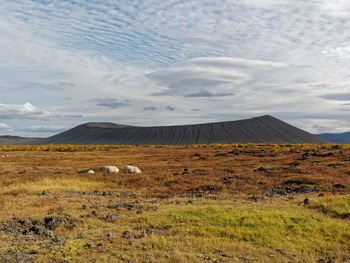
[
  {"x1": 0, "y1": 136, "x2": 39, "y2": 145},
  {"x1": 31, "y1": 115, "x2": 327, "y2": 145},
  {"x1": 318, "y1": 132, "x2": 350, "y2": 144}
]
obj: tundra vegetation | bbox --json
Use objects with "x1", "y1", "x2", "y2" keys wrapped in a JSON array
[{"x1": 0, "y1": 144, "x2": 349, "y2": 262}]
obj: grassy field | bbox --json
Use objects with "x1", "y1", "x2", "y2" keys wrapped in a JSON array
[{"x1": 0, "y1": 144, "x2": 349, "y2": 262}]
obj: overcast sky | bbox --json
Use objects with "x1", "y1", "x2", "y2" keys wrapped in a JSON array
[{"x1": 1, "y1": 0, "x2": 350, "y2": 137}]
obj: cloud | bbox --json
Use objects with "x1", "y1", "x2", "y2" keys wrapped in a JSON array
[
  {"x1": 20, "y1": 125, "x2": 69, "y2": 133},
  {"x1": 166, "y1": 106, "x2": 175, "y2": 111},
  {"x1": 148, "y1": 57, "x2": 286, "y2": 98},
  {"x1": 0, "y1": 102, "x2": 82, "y2": 120},
  {"x1": 320, "y1": 93, "x2": 350, "y2": 101},
  {"x1": 92, "y1": 98, "x2": 132, "y2": 109},
  {"x1": 0, "y1": 123, "x2": 12, "y2": 130},
  {"x1": 0, "y1": 102, "x2": 49, "y2": 119},
  {"x1": 1, "y1": 0, "x2": 350, "y2": 135},
  {"x1": 143, "y1": 106, "x2": 157, "y2": 111},
  {"x1": 183, "y1": 90, "x2": 234, "y2": 98}
]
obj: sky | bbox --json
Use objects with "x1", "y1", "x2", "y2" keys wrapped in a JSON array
[{"x1": 0, "y1": 0, "x2": 350, "y2": 137}]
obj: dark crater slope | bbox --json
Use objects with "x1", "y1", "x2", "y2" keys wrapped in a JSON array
[
  {"x1": 36, "y1": 115, "x2": 327, "y2": 145},
  {"x1": 318, "y1": 132, "x2": 350, "y2": 144}
]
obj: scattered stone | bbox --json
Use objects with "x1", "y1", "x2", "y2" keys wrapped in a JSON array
[
  {"x1": 92, "y1": 211, "x2": 98, "y2": 217},
  {"x1": 84, "y1": 243, "x2": 92, "y2": 249},
  {"x1": 301, "y1": 153, "x2": 309, "y2": 160},
  {"x1": 44, "y1": 217, "x2": 67, "y2": 230},
  {"x1": 333, "y1": 183, "x2": 346, "y2": 189},
  {"x1": 304, "y1": 198, "x2": 310, "y2": 205},
  {"x1": 53, "y1": 236, "x2": 67, "y2": 245},
  {"x1": 102, "y1": 192, "x2": 107, "y2": 196},
  {"x1": 319, "y1": 193, "x2": 325, "y2": 197},
  {"x1": 136, "y1": 209, "x2": 143, "y2": 215},
  {"x1": 107, "y1": 232, "x2": 116, "y2": 238},
  {"x1": 182, "y1": 168, "x2": 190, "y2": 175},
  {"x1": 104, "y1": 213, "x2": 122, "y2": 223},
  {"x1": 121, "y1": 230, "x2": 134, "y2": 239},
  {"x1": 82, "y1": 205, "x2": 87, "y2": 210},
  {"x1": 198, "y1": 157, "x2": 207, "y2": 160},
  {"x1": 193, "y1": 153, "x2": 201, "y2": 157},
  {"x1": 0, "y1": 252, "x2": 36, "y2": 262},
  {"x1": 41, "y1": 190, "x2": 47, "y2": 196},
  {"x1": 30, "y1": 226, "x2": 54, "y2": 237},
  {"x1": 18, "y1": 218, "x2": 33, "y2": 227},
  {"x1": 87, "y1": 170, "x2": 95, "y2": 174},
  {"x1": 146, "y1": 229, "x2": 166, "y2": 235},
  {"x1": 220, "y1": 176, "x2": 234, "y2": 184},
  {"x1": 254, "y1": 167, "x2": 269, "y2": 173}
]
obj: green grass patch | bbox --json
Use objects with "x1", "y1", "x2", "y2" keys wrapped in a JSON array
[
  {"x1": 309, "y1": 197, "x2": 350, "y2": 219},
  {"x1": 142, "y1": 204, "x2": 350, "y2": 254}
]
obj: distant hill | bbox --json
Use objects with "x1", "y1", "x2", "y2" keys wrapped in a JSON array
[
  {"x1": 318, "y1": 132, "x2": 350, "y2": 144},
  {"x1": 30, "y1": 115, "x2": 327, "y2": 145},
  {"x1": 0, "y1": 136, "x2": 39, "y2": 145}
]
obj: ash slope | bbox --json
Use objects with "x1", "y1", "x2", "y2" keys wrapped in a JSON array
[{"x1": 36, "y1": 115, "x2": 327, "y2": 145}]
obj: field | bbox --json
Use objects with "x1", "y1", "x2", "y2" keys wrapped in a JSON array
[{"x1": 0, "y1": 144, "x2": 349, "y2": 263}]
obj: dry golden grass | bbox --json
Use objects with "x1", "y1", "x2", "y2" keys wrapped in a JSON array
[{"x1": 0, "y1": 144, "x2": 349, "y2": 262}]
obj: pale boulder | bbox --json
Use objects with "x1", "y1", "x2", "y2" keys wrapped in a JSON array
[
  {"x1": 87, "y1": 170, "x2": 95, "y2": 174},
  {"x1": 125, "y1": 165, "x2": 142, "y2": 173},
  {"x1": 104, "y1": 166, "x2": 119, "y2": 174}
]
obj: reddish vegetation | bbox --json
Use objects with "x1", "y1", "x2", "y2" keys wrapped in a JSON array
[{"x1": 1, "y1": 144, "x2": 349, "y2": 197}]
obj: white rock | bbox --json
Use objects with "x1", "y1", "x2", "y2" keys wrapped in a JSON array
[
  {"x1": 87, "y1": 170, "x2": 95, "y2": 174},
  {"x1": 104, "y1": 166, "x2": 119, "y2": 174},
  {"x1": 125, "y1": 165, "x2": 142, "y2": 173}
]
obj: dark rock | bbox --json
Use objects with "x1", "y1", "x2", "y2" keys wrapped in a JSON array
[
  {"x1": 304, "y1": 198, "x2": 310, "y2": 205},
  {"x1": 136, "y1": 209, "x2": 143, "y2": 214},
  {"x1": 53, "y1": 236, "x2": 67, "y2": 245},
  {"x1": 146, "y1": 229, "x2": 166, "y2": 235},
  {"x1": 0, "y1": 222, "x2": 25, "y2": 234},
  {"x1": 121, "y1": 230, "x2": 134, "y2": 239},
  {"x1": 107, "y1": 232, "x2": 116, "y2": 238},
  {"x1": 0, "y1": 252, "x2": 36, "y2": 262},
  {"x1": 30, "y1": 226, "x2": 54, "y2": 237},
  {"x1": 82, "y1": 205, "x2": 87, "y2": 210},
  {"x1": 104, "y1": 213, "x2": 121, "y2": 223},
  {"x1": 92, "y1": 211, "x2": 98, "y2": 216},
  {"x1": 333, "y1": 184, "x2": 346, "y2": 189},
  {"x1": 193, "y1": 153, "x2": 201, "y2": 157},
  {"x1": 220, "y1": 176, "x2": 234, "y2": 184},
  {"x1": 102, "y1": 192, "x2": 107, "y2": 196},
  {"x1": 84, "y1": 243, "x2": 92, "y2": 249},
  {"x1": 319, "y1": 193, "x2": 325, "y2": 197},
  {"x1": 18, "y1": 218, "x2": 33, "y2": 227},
  {"x1": 254, "y1": 167, "x2": 268, "y2": 173},
  {"x1": 182, "y1": 168, "x2": 190, "y2": 175},
  {"x1": 44, "y1": 217, "x2": 67, "y2": 230}
]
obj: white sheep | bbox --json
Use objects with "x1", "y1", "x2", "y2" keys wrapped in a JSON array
[
  {"x1": 125, "y1": 165, "x2": 142, "y2": 173},
  {"x1": 87, "y1": 170, "x2": 95, "y2": 174},
  {"x1": 104, "y1": 166, "x2": 119, "y2": 174}
]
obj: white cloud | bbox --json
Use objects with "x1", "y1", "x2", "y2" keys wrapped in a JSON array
[
  {"x1": 0, "y1": 123, "x2": 12, "y2": 130},
  {"x1": 0, "y1": 102, "x2": 49, "y2": 119}
]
